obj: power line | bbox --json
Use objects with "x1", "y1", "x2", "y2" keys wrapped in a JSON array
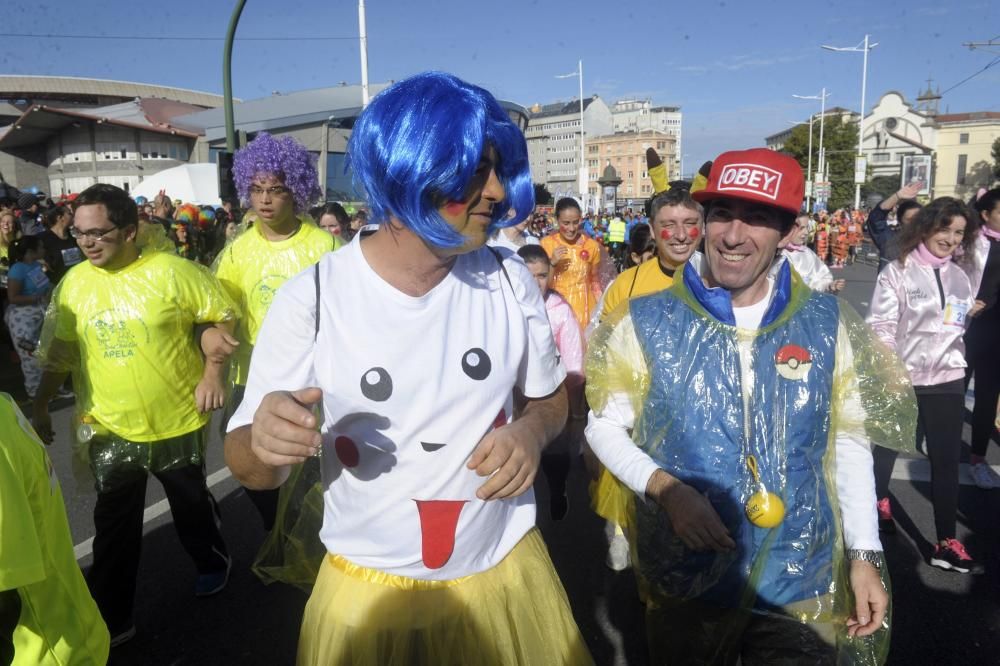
[
  {"x1": 0, "y1": 32, "x2": 357, "y2": 41},
  {"x1": 939, "y1": 55, "x2": 1000, "y2": 96}
]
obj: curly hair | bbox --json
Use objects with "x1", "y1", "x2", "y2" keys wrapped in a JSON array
[
  {"x1": 233, "y1": 132, "x2": 322, "y2": 212},
  {"x1": 898, "y1": 197, "x2": 978, "y2": 265}
]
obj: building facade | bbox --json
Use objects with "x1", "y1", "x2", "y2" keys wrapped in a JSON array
[
  {"x1": 933, "y1": 112, "x2": 1000, "y2": 200},
  {"x1": 610, "y1": 99, "x2": 682, "y2": 174},
  {"x1": 524, "y1": 96, "x2": 613, "y2": 200},
  {"x1": 585, "y1": 129, "x2": 676, "y2": 208}
]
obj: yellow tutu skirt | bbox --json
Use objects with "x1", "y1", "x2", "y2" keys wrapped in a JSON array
[{"x1": 297, "y1": 528, "x2": 593, "y2": 666}]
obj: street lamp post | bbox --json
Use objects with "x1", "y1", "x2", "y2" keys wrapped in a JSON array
[
  {"x1": 358, "y1": 0, "x2": 370, "y2": 108},
  {"x1": 787, "y1": 117, "x2": 815, "y2": 211},
  {"x1": 793, "y1": 87, "x2": 830, "y2": 211},
  {"x1": 223, "y1": 0, "x2": 248, "y2": 152},
  {"x1": 822, "y1": 35, "x2": 878, "y2": 209},
  {"x1": 555, "y1": 60, "x2": 586, "y2": 207}
]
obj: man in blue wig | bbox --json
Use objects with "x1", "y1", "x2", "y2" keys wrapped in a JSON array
[
  {"x1": 224, "y1": 72, "x2": 592, "y2": 665},
  {"x1": 585, "y1": 148, "x2": 917, "y2": 665}
]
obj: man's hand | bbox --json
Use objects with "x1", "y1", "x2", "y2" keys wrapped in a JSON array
[
  {"x1": 829, "y1": 279, "x2": 846, "y2": 294},
  {"x1": 250, "y1": 388, "x2": 323, "y2": 468},
  {"x1": 648, "y1": 470, "x2": 735, "y2": 552},
  {"x1": 970, "y1": 299, "x2": 986, "y2": 318},
  {"x1": 468, "y1": 419, "x2": 543, "y2": 500},
  {"x1": 32, "y1": 405, "x2": 53, "y2": 445},
  {"x1": 846, "y1": 559, "x2": 887, "y2": 637},
  {"x1": 898, "y1": 181, "x2": 923, "y2": 201},
  {"x1": 200, "y1": 326, "x2": 240, "y2": 364},
  {"x1": 195, "y1": 374, "x2": 227, "y2": 413}
]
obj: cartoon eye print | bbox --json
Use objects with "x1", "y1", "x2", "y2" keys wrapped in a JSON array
[
  {"x1": 360, "y1": 367, "x2": 393, "y2": 401},
  {"x1": 461, "y1": 348, "x2": 492, "y2": 381}
]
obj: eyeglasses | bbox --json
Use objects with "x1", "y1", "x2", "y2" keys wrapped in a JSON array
[
  {"x1": 69, "y1": 226, "x2": 121, "y2": 242},
  {"x1": 249, "y1": 186, "x2": 290, "y2": 198}
]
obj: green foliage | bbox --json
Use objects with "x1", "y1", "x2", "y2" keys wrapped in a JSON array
[
  {"x1": 992, "y1": 137, "x2": 1000, "y2": 180},
  {"x1": 533, "y1": 182, "x2": 553, "y2": 206},
  {"x1": 862, "y1": 175, "x2": 899, "y2": 203},
  {"x1": 782, "y1": 116, "x2": 859, "y2": 209}
]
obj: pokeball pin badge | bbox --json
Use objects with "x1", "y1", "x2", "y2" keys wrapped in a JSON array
[{"x1": 775, "y1": 344, "x2": 812, "y2": 381}]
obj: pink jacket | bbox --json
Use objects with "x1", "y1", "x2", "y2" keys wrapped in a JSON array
[
  {"x1": 545, "y1": 290, "x2": 584, "y2": 385},
  {"x1": 866, "y1": 253, "x2": 973, "y2": 387}
]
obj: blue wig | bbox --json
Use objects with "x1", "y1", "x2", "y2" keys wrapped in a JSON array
[{"x1": 347, "y1": 72, "x2": 534, "y2": 248}]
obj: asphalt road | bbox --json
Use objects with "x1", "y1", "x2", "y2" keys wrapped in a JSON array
[{"x1": 4, "y1": 253, "x2": 1000, "y2": 665}]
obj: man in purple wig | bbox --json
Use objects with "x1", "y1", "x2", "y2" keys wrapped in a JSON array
[{"x1": 210, "y1": 132, "x2": 338, "y2": 530}]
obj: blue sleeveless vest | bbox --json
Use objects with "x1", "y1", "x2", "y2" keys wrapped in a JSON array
[{"x1": 630, "y1": 261, "x2": 842, "y2": 610}]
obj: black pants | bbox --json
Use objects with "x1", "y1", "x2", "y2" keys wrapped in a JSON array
[
  {"x1": 226, "y1": 383, "x2": 280, "y2": 530},
  {"x1": 965, "y1": 319, "x2": 1000, "y2": 457},
  {"x1": 646, "y1": 596, "x2": 836, "y2": 665},
  {"x1": 88, "y1": 462, "x2": 228, "y2": 632},
  {"x1": 873, "y1": 385, "x2": 963, "y2": 541}
]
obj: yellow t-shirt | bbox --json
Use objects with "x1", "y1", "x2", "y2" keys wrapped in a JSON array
[
  {"x1": 600, "y1": 259, "x2": 677, "y2": 320},
  {"x1": 48, "y1": 252, "x2": 239, "y2": 441},
  {"x1": 540, "y1": 233, "x2": 602, "y2": 329},
  {"x1": 214, "y1": 220, "x2": 338, "y2": 385},
  {"x1": 0, "y1": 393, "x2": 110, "y2": 665}
]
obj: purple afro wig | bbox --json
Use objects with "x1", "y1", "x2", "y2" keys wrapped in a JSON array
[{"x1": 233, "y1": 132, "x2": 322, "y2": 212}]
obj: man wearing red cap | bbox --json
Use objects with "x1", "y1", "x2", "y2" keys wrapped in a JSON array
[{"x1": 585, "y1": 148, "x2": 917, "y2": 663}]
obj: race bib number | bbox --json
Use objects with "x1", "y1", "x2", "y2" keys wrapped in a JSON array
[
  {"x1": 61, "y1": 246, "x2": 83, "y2": 267},
  {"x1": 943, "y1": 296, "x2": 970, "y2": 327}
]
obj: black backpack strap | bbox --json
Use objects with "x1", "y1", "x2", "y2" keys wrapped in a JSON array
[
  {"x1": 487, "y1": 246, "x2": 515, "y2": 293},
  {"x1": 314, "y1": 262, "x2": 321, "y2": 341}
]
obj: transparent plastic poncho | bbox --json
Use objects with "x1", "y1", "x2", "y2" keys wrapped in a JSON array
[
  {"x1": 35, "y1": 248, "x2": 239, "y2": 491},
  {"x1": 585, "y1": 264, "x2": 917, "y2": 664}
]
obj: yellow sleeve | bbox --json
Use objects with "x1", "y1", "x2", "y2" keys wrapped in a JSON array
[
  {"x1": 601, "y1": 268, "x2": 635, "y2": 321},
  {"x1": 212, "y1": 242, "x2": 243, "y2": 305},
  {"x1": 173, "y1": 258, "x2": 240, "y2": 325},
  {"x1": 0, "y1": 401, "x2": 45, "y2": 591}
]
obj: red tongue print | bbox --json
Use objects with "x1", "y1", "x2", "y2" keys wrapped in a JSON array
[
  {"x1": 414, "y1": 500, "x2": 467, "y2": 569},
  {"x1": 492, "y1": 407, "x2": 507, "y2": 430}
]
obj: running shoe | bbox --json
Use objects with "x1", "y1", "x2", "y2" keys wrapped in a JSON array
[
  {"x1": 110, "y1": 625, "x2": 136, "y2": 648},
  {"x1": 930, "y1": 539, "x2": 985, "y2": 575},
  {"x1": 606, "y1": 532, "x2": 631, "y2": 571},
  {"x1": 195, "y1": 553, "x2": 232, "y2": 597},
  {"x1": 970, "y1": 462, "x2": 1000, "y2": 490},
  {"x1": 877, "y1": 497, "x2": 896, "y2": 534}
]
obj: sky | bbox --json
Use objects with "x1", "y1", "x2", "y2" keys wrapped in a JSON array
[{"x1": 2, "y1": 0, "x2": 998, "y2": 172}]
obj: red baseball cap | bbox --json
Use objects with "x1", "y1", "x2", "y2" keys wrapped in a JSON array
[{"x1": 691, "y1": 148, "x2": 804, "y2": 216}]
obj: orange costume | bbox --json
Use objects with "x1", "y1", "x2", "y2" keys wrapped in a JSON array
[
  {"x1": 831, "y1": 219, "x2": 849, "y2": 267},
  {"x1": 541, "y1": 233, "x2": 604, "y2": 329},
  {"x1": 814, "y1": 223, "x2": 829, "y2": 262}
]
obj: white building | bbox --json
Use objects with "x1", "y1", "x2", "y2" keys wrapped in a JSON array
[
  {"x1": 524, "y1": 96, "x2": 613, "y2": 199},
  {"x1": 862, "y1": 91, "x2": 936, "y2": 180}
]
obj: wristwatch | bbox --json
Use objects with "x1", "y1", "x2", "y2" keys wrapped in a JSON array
[{"x1": 847, "y1": 549, "x2": 883, "y2": 569}]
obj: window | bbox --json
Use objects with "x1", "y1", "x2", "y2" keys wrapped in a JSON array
[
  {"x1": 627, "y1": 171, "x2": 634, "y2": 179},
  {"x1": 957, "y1": 154, "x2": 968, "y2": 185},
  {"x1": 872, "y1": 152, "x2": 891, "y2": 163},
  {"x1": 959, "y1": 133, "x2": 969, "y2": 145}
]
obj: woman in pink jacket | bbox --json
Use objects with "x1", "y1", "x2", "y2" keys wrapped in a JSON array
[{"x1": 866, "y1": 197, "x2": 984, "y2": 574}]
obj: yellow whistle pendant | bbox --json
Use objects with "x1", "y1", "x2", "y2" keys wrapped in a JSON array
[{"x1": 744, "y1": 455, "x2": 785, "y2": 528}]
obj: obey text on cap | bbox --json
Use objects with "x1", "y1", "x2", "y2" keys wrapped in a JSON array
[{"x1": 717, "y1": 163, "x2": 783, "y2": 201}]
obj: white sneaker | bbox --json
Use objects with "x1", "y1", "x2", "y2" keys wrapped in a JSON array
[
  {"x1": 970, "y1": 462, "x2": 1000, "y2": 489},
  {"x1": 605, "y1": 532, "x2": 631, "y2": 571}
]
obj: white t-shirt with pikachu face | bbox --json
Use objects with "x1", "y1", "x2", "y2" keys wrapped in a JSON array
[{"x1": 230, "y1": 238, "x2": 566, "y2": 580}]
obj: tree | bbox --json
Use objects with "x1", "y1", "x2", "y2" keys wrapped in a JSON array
[
  {"x1": 533, "y1": 183, "x2": 553, "y2": 206},
  {"x1": 992, "y1": 137, "x2": 1000, "y2": 180},
  {"x1": 862, "y1": 175, "x2": 899, "y2": 204},
  {"x1": 782, "y1": 116, "x2": 859, "y2": 210}
]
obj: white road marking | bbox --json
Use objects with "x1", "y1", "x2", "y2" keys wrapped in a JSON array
[{"x1": 74, "y1": 466, "x2": 233, "y2": 561}]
